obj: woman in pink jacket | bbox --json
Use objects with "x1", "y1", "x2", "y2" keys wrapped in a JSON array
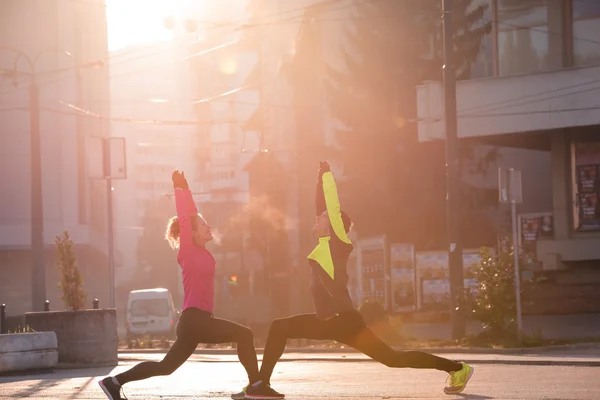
[{"x1": 99, "y1": 171, "x2": 267, "y2": 400}]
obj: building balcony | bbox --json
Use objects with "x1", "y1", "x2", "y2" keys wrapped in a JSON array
[{"x1": 417, "y1": 64, "x2": 600, "y2": 143}]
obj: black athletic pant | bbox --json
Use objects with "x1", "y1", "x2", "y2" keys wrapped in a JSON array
[
  {"x1": 259, "y1": 309, "x2": 462, "y2": 384},
  {"x1": 116, "y1": 307, "x2": 260, "y2": 385}
]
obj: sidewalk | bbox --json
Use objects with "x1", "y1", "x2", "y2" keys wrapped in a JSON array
[
  {"x1": 118, "y1": 344, "x2": 600, "y2": 367},
  {"x1": 119, "y1": 341, "x2": 600, "y2": 355},
  {"x1": 3, "y1": 358, "x2": 600, "y2": 399},
  {"x1": 402, "y1": 313, "x2": 600, "y2": 340}
]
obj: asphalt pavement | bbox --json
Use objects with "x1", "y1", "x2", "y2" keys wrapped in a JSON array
[{"x1": 1, "y1": 351, "x2": 600, "y2": 399}]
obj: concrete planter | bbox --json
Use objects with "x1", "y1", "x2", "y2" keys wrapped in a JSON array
[
  {"x1": 25, "y1": 309, "x2": 118, "y2": 368},
  {"x1": 0, "y1": 331, "x2": 58, "y2": 374}
]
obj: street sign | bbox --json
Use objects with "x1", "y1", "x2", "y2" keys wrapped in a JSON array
[{"x1": 499, "y1": 168, "x2": 523, "y2": 204}]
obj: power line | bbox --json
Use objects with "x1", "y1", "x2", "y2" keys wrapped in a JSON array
[
  {"x1": 4, "y1": 1, "x2": 598, "y2": 116},
  {"x1": 418, "y1": 80, "x2": 600, "y2": 123},
  {"x1": 0, "y1": 1, "x2": 343, "y2": 96},
  {"x1": 6, "y1": 0, "x2": 595, "y2": 98},
  {"x1": 466, "y1": 104, "x2": 600, "y2": 118},
  {"x1": 55, "y1": 100, "x2": 247, "y2": 125},
  {"x1": 460, "y1": 78, "x2": 600, "y2": 116}
]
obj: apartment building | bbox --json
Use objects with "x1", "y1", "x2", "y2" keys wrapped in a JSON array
[
  {"x1": 0, "y1": 0, "x2": 111, "y2": 314},
  {"x1": 109, "y1": 37, "x2": 202, "y2": 299}
]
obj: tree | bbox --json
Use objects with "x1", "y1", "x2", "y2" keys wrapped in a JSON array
[
  {"x1": 54, "y1": 230, "x2": 87, "y2": 310},
  {"x1": 134, "y1": 196, "x2": 180, "y2": 300},
  {"x1": 230, "y1": 153, "x2": 292, "y2": 311},
  {"x1": 317, "y1": 0, "x2": 493, "y2": 247},
  {"x1": 466, "y1": 246, "x2": 537, "y2": 345}
]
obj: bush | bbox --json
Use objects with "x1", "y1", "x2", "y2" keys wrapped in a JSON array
[
  {"x1": 359, "y1": 300, "x2": 388, "y2": 325},
  {"x1": 359, "y1": 300, "x2": 403, "y2": 345},
  {"x1": 467, "y1": 247, "x2": 522, "y2": 343},
  {"x1": 8, "y1": 325, "x2": 36, "y2": 334},
  {"x1": 54, "y1": 231, "x2": 87, "y2": 311}
]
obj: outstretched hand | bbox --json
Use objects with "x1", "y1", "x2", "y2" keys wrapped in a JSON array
[
  {"x1": 172, "y1": 170, "x2": 189, "y2": 190},
  {"x1": 319, "y1": 161, "x2": 330, "y2": 173}
]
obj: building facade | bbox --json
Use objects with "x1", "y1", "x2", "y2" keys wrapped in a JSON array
[
  {"x1": 0, "y1": 0, "x2": 111, "y2": 314},
  {"x1": 417, "y1": 0, "x2": 600, "y2": 312}
]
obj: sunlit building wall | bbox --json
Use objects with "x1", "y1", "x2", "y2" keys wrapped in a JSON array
[{"x1": 0, "y1": 0, "x2": 111, "y2": 314}]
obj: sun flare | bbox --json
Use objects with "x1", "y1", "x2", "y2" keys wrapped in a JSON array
[{"x1": 105, "y1": 0, "x2": 186, "y2": 50}]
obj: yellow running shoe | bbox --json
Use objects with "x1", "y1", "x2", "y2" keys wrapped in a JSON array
[{"x1": 444, "y1": 362, "x2": 474, "y2": 394}]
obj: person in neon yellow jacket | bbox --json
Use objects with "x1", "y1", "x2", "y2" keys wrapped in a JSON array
[{"x1": 245, "y1": 162, "x2": 474, "y2": 399}]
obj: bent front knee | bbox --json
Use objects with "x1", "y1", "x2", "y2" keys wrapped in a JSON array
[
  {"x1": 236, "y1": 326, "x2": 254, "y2": 345},
  {"x1": 270, "y1": 318, "x2": 289, "y2": 334}
]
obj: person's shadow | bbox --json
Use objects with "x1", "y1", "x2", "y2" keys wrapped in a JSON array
[{"x1": 455, "y1": 394, "x2": 494, "y2": 400}]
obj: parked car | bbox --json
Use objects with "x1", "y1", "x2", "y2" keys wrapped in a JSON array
[{"x1": 126, "y1": 288, "x2": 178, "y2": 341}]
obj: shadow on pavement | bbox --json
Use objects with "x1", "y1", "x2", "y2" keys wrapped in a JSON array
[
  {"x1": 458, "y1": 394, "x2": 495, "y2": 399},
  {"x1": 68, "y1": 376, "x2": 98, "y2": 400},
  {"x1": 13, "y1": 378, "x2": 59, "y2": 398},
  {"x1": 56, "y1": 366, "x2": 115, "y2": 378},
  {"x1": 0, "y1": 366, "x2": 114, "y2": 383}
]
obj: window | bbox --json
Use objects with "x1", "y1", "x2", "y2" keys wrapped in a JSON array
[
  {"x1": 137, "y1": 145, "x2": 150, "y2": 156},
  {"x1": 129, "y1": 299, "x2": 170, "y2": 317},
  {"x1": 137, "y1": 199, "x2": 150, "y2": 210},
  {"x1": 466, "y1": 0, "x2": 494, "y2": 79},
  {"x1": 136, "y1": 182, "x2": 154, "y2": 191},
  {"x1": 497, "y1": 0, "x2": 550, "y2": 76},
  {"x1": 572, "y1": 0, "x2": 600, "y2": 66}
]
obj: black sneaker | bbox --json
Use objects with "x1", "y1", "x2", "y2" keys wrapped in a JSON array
[
  {"x1": 231, "y1": 385, "x2": 248, "y2": 400},
  {"x1": 245, "y1": 382, "x2": 285, "y2": 399},
  {"x1": 98, "y1": 377, "x2": 125, "y2": 400}
]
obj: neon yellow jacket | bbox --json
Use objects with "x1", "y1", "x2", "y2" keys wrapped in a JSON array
[{"x1": 307, "y1": 169, "x2": 354, "y2": 319}]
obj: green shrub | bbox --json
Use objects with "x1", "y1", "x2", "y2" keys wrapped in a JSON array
[
  {"x1": 468, "y1": 247, "x2": 521, "y2": 343},
  {"x1": 54, "y1": 231, "x2": 87, "y2": 310}
]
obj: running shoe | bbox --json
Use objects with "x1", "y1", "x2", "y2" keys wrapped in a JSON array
[
  {"x1": 98, "y1": 377, "x2": 127, "y2": 400},
  {"x1": 245, "y1": 382, "x2": 285, "y2": 399},
  {"x1": 444, "y1": 362, "x2": 474, "y2": 394}
]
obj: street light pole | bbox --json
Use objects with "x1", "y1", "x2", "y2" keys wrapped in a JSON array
[
  {"x1": 29, "y1": 80, "x2": 46, "y2": 311},
  {"x1": 442, "y1": 0, "x2": 465, "y2": 339},
  {"x1": 103, "y1": 140, "x2": 116, "y2": 309}
]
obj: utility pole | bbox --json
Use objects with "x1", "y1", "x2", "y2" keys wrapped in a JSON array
[
  {"x1": 30, "y1": 80, "x2": 46, "y2": 311},
  {"x1": 442, "y1": 0, "x2": 465, "y2": 339},
  {"x1": 255, "y1": 10, "x2": 272, "y2": 303},
  {"x1": 104, "y1": 140, "x2": 116, "y2": 309}
]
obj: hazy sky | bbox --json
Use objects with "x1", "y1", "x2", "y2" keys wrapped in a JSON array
[{"x1": 105, "y1": 0, "x2": 202, "y2": 51}]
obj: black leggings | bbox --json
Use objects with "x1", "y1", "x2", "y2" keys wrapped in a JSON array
[
  {"x1": 116, "y1": 308, "x2": 260, "y2": 385},
  {"x1": 259, "y1": 309, "x2": 462, "y2": 384}
]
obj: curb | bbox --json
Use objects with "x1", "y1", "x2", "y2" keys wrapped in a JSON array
[
  {"x1": 117, "y1": 356, "x2": 600, "y2": 367},
  {"x1": 54, "y1": 361, "x2": 118, "y2": 370},
  {"x1": 118, "y1": 342, "x2": 600, "y2": 356},
  {"x1": 0, "y1": 368, "x2": 55, "y2": 377}
]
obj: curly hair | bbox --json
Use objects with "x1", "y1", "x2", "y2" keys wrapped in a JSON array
[{"x1": 165, "y1": 215, "x2": 200, "y2": 249}]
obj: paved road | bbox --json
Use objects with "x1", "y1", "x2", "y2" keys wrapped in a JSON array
[
  {"x1": 1, "y1": 353, "x2": 599, "y2": 399},
  {"x1": 118, "y1": 347, "x2": 600, "y2": 366}
]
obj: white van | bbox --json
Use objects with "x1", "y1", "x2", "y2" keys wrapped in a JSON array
[{"x1": 126, "y1": 288, "x2": 177, "y2": 341}]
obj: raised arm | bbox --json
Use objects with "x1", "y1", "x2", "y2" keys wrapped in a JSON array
[
  {"x1": 173, "y1": 171, "x2": 198, "y2": 252},
  {"x1": 318, "y1": 161, "x2": 351, "y2": 244},
  {"x1": 315, "y1": 163, "x2": 327, "y2": 216}
]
